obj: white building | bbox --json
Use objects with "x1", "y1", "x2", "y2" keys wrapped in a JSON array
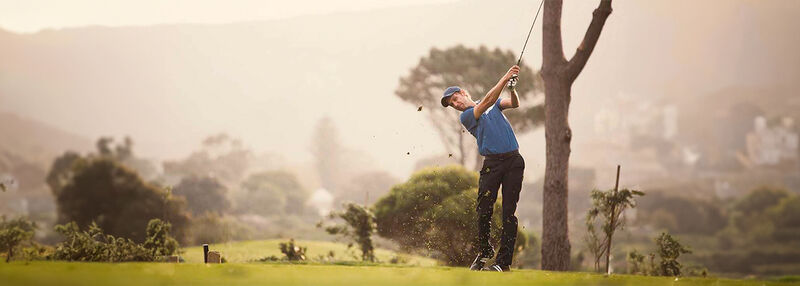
[{"x1": 746, "y1": 116, "x2": 799, "y2": 166}]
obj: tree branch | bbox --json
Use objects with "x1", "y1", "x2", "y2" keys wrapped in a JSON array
[{"x1": 565, "y1": 0, "x2": 612, "y2": 81}]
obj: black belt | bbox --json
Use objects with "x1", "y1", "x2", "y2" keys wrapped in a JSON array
[{"x1": 484, "y1": 149, "x2": 519, "y2": 160}]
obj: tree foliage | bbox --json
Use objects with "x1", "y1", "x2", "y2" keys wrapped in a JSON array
[
  {"x1": 626, "y1": 232, "x2": 692, "y2": 277},
  {"x1": 735, "y1": 186, "x2": 790, "y2": 215},
  {"x1": 311, "y1": 116, "x2": 345, "y2": 192},
  {"x1": 163, "y1": 133, "x2": 252, "y2": 186},
  {"x1": 585, "y1": 186, "x2": 644, "y2": 273},
  {"x1": 279, "y1": 239, "x2": 307, "y2": 261},
  {"x1": 373, "y1": 165, "x2": 504, "y2": 266},
  {"x1": 189, "y1": 212, "x2": 251, "y2": 245},
  {"x1": 173, "y1": 175, "x2": 230, "y2": 215},
  {"x1": 768, "y1": 195, "x2": 800, "y2": 243},
  {"x1": 142, "y1": 219, "x2": 179, "y2": 257},
  {"x1": 46, "y1": 151, "x2": 82, "y2": 197},
  {"x1": 323, "y1": 203, "x2": 376, "y2": 262},
  {"x1": 235, "y1": 170, "x2": 310, "y2": 216},
  {"x1": 637, "y1": 192, "x2": 726, "y2": 235},
  {"x1": 721, "y1": 186, "x2": 797, "y2": 247},
  {"x1": 0, "y1": 216, "x2": 36, "y2": 262},
  {"x1": 56, "y1": 158, "x2": 190, "y2": 243},
  {"x1": 395, "y1": 45, "x2": 543, "y2": 169},
  {"x1": 655, "y1": 232, "x2": 692, "y2": 276},
  {"x1": 51, "y1": 219, "x2": 178, "y2": 262}
]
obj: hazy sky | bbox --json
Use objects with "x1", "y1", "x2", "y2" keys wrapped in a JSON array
[
  {"x1": 2, "y1": 0, "x2": 798, "y2": 182},
  {"x1": 0, "y1": 0, "x2": 456, "y2": 33}
]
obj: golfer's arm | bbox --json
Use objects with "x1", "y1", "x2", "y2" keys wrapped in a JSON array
[
  {"x1": 473, "y1": 77, "x2": 508, "y2": 119},
  {"x1": 501, "y1": 89, "x2": 520, "y2": 109}
]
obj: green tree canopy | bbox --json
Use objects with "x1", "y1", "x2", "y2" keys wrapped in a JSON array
[
  {"x1": 395, "y1": 45, "x2": 544, "y2": 169},
  {"x1": 735, "y1": 186, "x2": 790, "y2": 215},
  {"x1": 0, "y1": 216, "x2": 36, "y2": 262},
  {"x1": 768, "y1": 195, "x2": 800, "y2": 243},
  {"x1": 373, "y1": 165, "x2": 504, "y2": 265},
  {"x1": 56, "y1": 158, "x2": 190, "y2": 243},
  {"x1": 46, "y1": 151, "x2": 82, "y2": 197},
  {"x1": 172, "y1": 175, "x2": 230, "y2": 215},
  {"x1": 323, "y1": 203, "x2": 377, "y2": 262},
  {"x1": 162, "y1": 133, "x2": 252, "y2": 186},
  {"x1": 235, "y1": 170, "x2": 310, "y2": 216}
]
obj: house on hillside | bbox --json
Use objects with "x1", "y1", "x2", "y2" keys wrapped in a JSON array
[{"x1": 745, "y1": 116, "x2": 798, "y2": 166}]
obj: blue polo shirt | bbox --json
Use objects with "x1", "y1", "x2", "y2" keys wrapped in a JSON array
[{"x1": 460, "y1": 98, "x2": 519, "y2": 156}]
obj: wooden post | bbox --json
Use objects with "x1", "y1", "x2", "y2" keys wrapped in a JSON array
[
  {"x1": 203, "y1": 244, "x2": 209, "y2": 263},
  {"x1": 605, "y1": 165, "x2": 621, "y2": 275}
]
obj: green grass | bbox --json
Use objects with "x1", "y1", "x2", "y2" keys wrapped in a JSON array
[
  {"x1": 181, "y1": 239, "x2": 437, "y2": 266},
  {"x1": 1, "y1": 262, "x2": 793, "y2": 286}
]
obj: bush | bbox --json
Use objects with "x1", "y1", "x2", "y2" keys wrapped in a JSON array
[
  {"x1": 585, "y1": 185, "x2": 644, "y2": 273},
  {"x1": 627, "y1": 249, "x2": 647, "y2": 275},
  {"x1": 142, "y1": 219, "x2": 179, "y2": 257},
  {"x1": 321, "y1": 203, "x2": 376, "y2": 262},
  {"x1": 0, "y1": 216, "x2": 37, "y2": 262},
  {"x1": 373, "y1": 165, "x2": 506, "y2": 266},
  {"x1": 279, "y1": 239, "x2": 306, "y2": 261},
  {"x1": 625, "y1": 233, "x2": 693, "y2": 277},
  {"x1": 51, "y1": 219, "x2": 179, "y2": 262},
  {"x1": 655, "y1": 232, "x2": 692, "y2": 276}
]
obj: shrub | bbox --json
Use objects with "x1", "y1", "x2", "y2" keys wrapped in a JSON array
[
  {"x1": 627, "y1": 249, "x2": 647, "y2": 275},
  {"x1": 279, "y1": 239, "x2": 306, "y2": 261},
  {"x1": 51, "y1": 219, "x2": 178, "y2": 262},
  {"x1": 585, "y1": 183, "x2": 644, "y2": 273},
  {"x1": 655, "y1": 232, "x2": 692, "y2": 276},
  {"x1": 0, "y1": 216, "x2": 37, "y2": 262},
  {"x1": 373, "y1": 165, "x2": 505, "y2": 266},
  {"x1": 321, "y1": 203, "x2": 376, "y2": 262}
]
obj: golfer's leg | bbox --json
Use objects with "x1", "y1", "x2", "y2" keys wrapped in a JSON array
[
  {"x1": 476, "y1": 160, "x2": 502, "y2": 255},
  {"x1": 496, "y1": 155, "x2": 525, "y2": 266}
]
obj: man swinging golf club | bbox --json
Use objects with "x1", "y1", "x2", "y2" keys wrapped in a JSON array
[{"x1": 441, "y1": 65, "x2": 525, "y2": 272}]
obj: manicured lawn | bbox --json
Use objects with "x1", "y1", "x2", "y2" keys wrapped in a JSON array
[
  {"x1": 1, "y1": 262, "x2": 792, "y2": 286},
  {"x1": 180, "y1": 239, "x2": 436, "y2": 266}
]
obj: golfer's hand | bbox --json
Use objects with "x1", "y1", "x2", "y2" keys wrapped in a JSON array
[{"x1": 504, "y1": 65, "x2": 520, "y2": 81}]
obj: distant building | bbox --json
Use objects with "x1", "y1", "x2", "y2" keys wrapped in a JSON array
[{"x1": 745, "y1": 116, "x2": 799, "y2": 166}]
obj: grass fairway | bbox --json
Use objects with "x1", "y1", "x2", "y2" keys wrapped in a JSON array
[
  {"x1": 181, "y1": 239, "x2": 436, "y2": 265},
  {"x1": 1, "y1": 262, "x2": 792, "y2": 286}
]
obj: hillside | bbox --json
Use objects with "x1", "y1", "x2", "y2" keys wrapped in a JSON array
[
  {"x1": 2, "y1": 0, "x2": 798, "y2": 178},
  {"x1": 0, "y1": 112, "x2": 91, "y2": 166}
]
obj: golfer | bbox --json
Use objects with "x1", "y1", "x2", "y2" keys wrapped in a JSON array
[{"x1": 441, "y1": 65, "x2": 525, "y2": 272}]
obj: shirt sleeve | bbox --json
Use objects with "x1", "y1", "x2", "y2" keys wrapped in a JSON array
[
  {"x1": 461, "y1": 107, "x2": 478, "y2": 132},
  {"x1": 495, "y1": 98, "x2": 505, "y2": 111}
]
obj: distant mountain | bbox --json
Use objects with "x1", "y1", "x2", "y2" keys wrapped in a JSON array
[
  {"x1": 0, "y1": 112, "x2": 91, "y2": 167},
  {"x1": 0, "y1": 112, "x2": 91, "y2": 215}
]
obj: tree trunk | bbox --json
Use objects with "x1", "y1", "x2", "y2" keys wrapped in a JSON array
[{"x1": 541, "y1": 0, "x2": 612, "y2": 271}]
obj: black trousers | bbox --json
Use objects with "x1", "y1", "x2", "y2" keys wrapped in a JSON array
[{"x1": 476, "y1": 150, "x2": 525, "y2": 266}]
